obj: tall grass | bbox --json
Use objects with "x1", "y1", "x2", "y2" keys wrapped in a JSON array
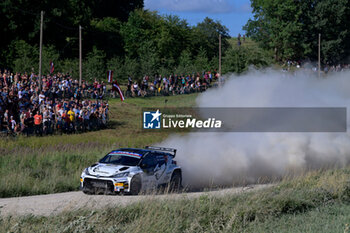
[
  {"x1": 1, "y1": 167, "x2": 349, "y2": 232},
  {"x1": 0, "y1": 94, "x2": 198, "y2": 197}
]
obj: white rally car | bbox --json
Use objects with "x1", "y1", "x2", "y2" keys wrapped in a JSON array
[{"x1": 80, "y1": 146, "x2": 182, "y2": 195}]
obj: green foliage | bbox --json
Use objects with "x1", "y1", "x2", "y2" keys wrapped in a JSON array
[
  {"x1": 223, "y1": 40, "x2": 274, "y2": 74},
  {"x1": 90, "y1": 17, "x2": 124, "y2": 58},
  {"x1": 123, "y1": 57, "x2": 141, "y2": 80},
  {"x1": 107, "y1": 56, "x2": 141, "y2": 82},
  {"x1": 1, "y1": 2, "x2": 244, "y2": 78},
  {"x1": 120, "y1": 9, "x2": 160, "y2": 59},
  {"x1": 0, "y1": 94, "x2": 198, "y2": 198},
  {"x1": 176, "y1": 50, "x2": 195, "y2": 75},
  {"x1": 107, "y1": 57, "x2": 126, "y2": 81},
  {"x1": 208, "y1": 56, "x2": 219, "y2": 73},
  {"x1": 0, "y1": 0, "x2": 143, "y2": 65},
  {"x1": 244, "y1": 0, "x2": 305, "y2": 61},
  {"x1": 194, "y1": 47, "x2": 209, "y2": 72},
  {"x1": 105, "y1": 10, "x2": 233, "y2": 80},
  {"x1": 195, "y1": 17, "x2": 230, "y2": 58},
  {"x1": 42, "y1": 45, "x2": 60, "y2": 74},
  {"x1": 139, "y1": 41, "x2": 160, "y2": 77},
  {"x1": 158, "y1": 15, "x2": 191, "y2": 61},
  {"x1": 11, "y1": 40, "x2": 37, "y2": 73},
  {"x1": 245, "y1": 0, "x2": 350, "y2": 63},
  {"x1": 60, "y1": 59, "x2": 79, "y2": 78},
  {"x1": 306, "y1": 0, "x2": 350, "y2": 63},
  {"x1": 1, "y1": 167, "x2": 349, "y2": 232},
  {"x1": 222, "y1": 47, "x2": 247, "y2": 74},
  {"x1": 84, "y1": 47, "x2": 106, "y2": 81}
]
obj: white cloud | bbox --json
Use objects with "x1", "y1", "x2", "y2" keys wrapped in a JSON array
[{"x1": 145, "y1": 0, "x2": 239, "y2": 14}]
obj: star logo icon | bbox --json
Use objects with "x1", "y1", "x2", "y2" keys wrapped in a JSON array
[
  {"x1": 150, "y1": 109, "x2": 162, "y2": 122},
  {"x1": 143, "y1": 110, "x2": 162, "y2": 129}
]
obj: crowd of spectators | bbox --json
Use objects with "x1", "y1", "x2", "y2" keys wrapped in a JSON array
[
  {"x1": 1, "y1": 68, "x2": 220, "y2": 136},
  {"x1": 0, "y1": 70, "x2": 109, "y2": 136},
  {"x1": 124, "y1": 71, "x2": 220, "y2": 97},
  {"x1": 284, "y1": 60, "x2": 350, "y2": 74},
  {"x1": 323, "y1": 64, "x2": 350, "y2": 73},
  {"x1": 3, "y1": 61, "x2": 347, "y2": 136}
]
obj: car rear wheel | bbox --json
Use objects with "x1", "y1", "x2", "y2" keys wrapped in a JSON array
[
  {"x1": 130, "y1": 175, "x2": 141, "y2": 195},
  {"x1": 169, "y1": 171, "x2": 182, "y2": 193}
]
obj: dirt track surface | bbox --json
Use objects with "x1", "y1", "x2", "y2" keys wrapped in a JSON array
[{"x1": 0, "y1": 184, "x2": 271, "y2": 217}]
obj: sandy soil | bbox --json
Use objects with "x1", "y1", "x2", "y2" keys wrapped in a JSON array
[{"x1": 0, "y1": 184, "x2": 271, "y2": 217}]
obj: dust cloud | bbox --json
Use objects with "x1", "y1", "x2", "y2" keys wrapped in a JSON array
[{"x1": 160, "y1": 69, "x2": 350, "y2": 188}]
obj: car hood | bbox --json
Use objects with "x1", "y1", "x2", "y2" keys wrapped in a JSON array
[{"x1": 87, "y1": 163, "x2": 136, "y2": 177}]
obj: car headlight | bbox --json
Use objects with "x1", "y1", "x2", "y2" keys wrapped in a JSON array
[{"x1": 111, "y1": 172, "x2": 129, "y2": 178}]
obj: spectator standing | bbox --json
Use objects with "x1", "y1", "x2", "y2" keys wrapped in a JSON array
[
  {"x1": 34, "y1": 112, "x2": 43, "y2": 136},
  {"x1": 67, "y1": 107, "x2": 75, "y2": 132},
  {"x1": 10, "y1": 116, "x2": 16, "y2": 133}
]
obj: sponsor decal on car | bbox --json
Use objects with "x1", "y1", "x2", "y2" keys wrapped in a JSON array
[{"x1": 108, "y1": 151, "x2": 142, "y2": 158}]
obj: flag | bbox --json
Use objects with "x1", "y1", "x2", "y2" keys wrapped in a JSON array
[
  {"x1": 50, "y1": 61, "x2": 54, "y2": 74},
  {"x1": 107, "y1": 70, "x2": 113, "y2": 83},
  {"x1": 112, "y1": 80, "x2": 124, "y2": 101}
]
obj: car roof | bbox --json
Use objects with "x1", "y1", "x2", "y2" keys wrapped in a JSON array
[{"x1": 116, "y1": 148, "x2": 172, "y2": 157}]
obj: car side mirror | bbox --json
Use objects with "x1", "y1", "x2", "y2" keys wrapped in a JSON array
[{"x1": 140, "y1": 163, "x2": 148, "y2": 169}]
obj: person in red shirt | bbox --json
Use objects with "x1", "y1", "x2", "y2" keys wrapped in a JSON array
[
  {"x1": 34, "y1": 112, "x2": 43, "y2": 136},
  {"x1": 62, "y1": 110, "x2": 71, "y2": 133}
]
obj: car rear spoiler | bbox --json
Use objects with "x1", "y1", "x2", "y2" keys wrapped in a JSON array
[{"x1": 145, "y1": 146, "x2": 177, "y2": 157}]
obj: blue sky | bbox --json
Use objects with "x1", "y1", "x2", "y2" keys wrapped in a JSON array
[{"x1": 144, "y1": 0, "x2": 253, "y2": 36}]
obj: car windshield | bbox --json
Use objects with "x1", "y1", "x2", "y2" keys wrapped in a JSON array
[{"x1": 99, "y1": 151, "x2": 141, "y2": 166}]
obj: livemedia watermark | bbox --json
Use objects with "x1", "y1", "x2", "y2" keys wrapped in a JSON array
[{"x1": 141, "y1": 107, "x2": 347, "y2": 132}]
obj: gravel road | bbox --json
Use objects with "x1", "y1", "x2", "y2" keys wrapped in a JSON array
[{"x1": 0, "y1": 184, "x2": 271, "y2": 217}]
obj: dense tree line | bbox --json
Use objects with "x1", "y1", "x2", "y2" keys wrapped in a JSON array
[
  {"x1": 3, "y1": 0, "x2": 347, "y2": 81},
  {"x1": 0, "y1": 1, "x2": 234, "y2": 82},
  {"x1": 0, "y1": 0, "x2": 143, "y2": 65},
  {"x1": 244, "y1": 0, "x2": 350, "y2": 64}
]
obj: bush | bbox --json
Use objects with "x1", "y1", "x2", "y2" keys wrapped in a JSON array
[{"x1": 222, "y1": 43, "x2": 273, "y2": 74}]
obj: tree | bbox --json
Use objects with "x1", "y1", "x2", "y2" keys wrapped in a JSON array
[
  {"x1": 301, "y1": 0, "x2": 350, "y2": 63},
  {"x1": 194, "y1": 47, "x2": 209, "y2": 72},
  {"x1": 1, "y1": 3, "x2": 237, "y2": 79},
  {"x1": 42, "y1": 45, "x2": 60, "y2": 75},
  {"x1": 84, "y1": 47, "x2": 106, "y2": 81},
  {"x1": 139, "y1": 41, "x2": 160, "y2": 77},
  {"x1": 12, "y1": 40, "x2": 37, "y2": 73},
  {"x1": 244, "y1": 0, "x2": 304, "y2": 61},
  {"x1": 107, "y1": 56, "x2": 140, "y2": 82},
  {"x1": 222, "y1": 42, "x2": 273, "y2": 74},
  {"x1": 90, "y1": 17, "x2": 124, "y2": 58},
  {"x1": 195, "y1": 17, "x2": 230, "y2": 59},
  {"x1": 176, "y1": 50, "x2": 194, "y2": 74},
  {"x1": 60, "y1": 59, "x2": 79, "y2": 79},
  {"x1": 120, "y1": 9, "x2": 160, "y2": 59},
  {"x1": 0, "y1": 0, "x2": 143, "y2": 68},
  {"x1": 244, "y1": 0, "x2": 350, "y2": 64},
  {"x1": 123, "y1": 57, "x2": 140, "y2": 80}
]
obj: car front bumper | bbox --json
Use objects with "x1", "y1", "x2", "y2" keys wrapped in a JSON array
[{"x1": 80, "y1": 175, "x2": 131, "y2": 193}]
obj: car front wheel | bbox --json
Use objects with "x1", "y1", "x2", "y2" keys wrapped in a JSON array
[{"x1": 129, "y1": 175, "x2": 141, "y2": 195}]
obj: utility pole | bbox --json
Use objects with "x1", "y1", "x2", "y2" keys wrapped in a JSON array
[
  {"x1": 79, "y1": 25, "x2": 82, "y2": 86},
  {"x1": 219, "y1": 34, "x2": 222, "y2": 77},
  {"x1": 318, "y1": 33, "x2": 321, "y2": 78},
  {"x1": 38, "y1": 11, "x2": 44, "y2": 90}
]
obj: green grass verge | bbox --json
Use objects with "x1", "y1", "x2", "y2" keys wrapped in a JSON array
[
  {"x1": 0, "y1": 94, "x2": 198, "y2": 197},
  {"x1": 1, "y1": 167, "x2": 349, "y2": 232}
]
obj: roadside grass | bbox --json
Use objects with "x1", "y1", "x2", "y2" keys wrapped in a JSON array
[
  {"x1": 0, "y1": 94, "x2": 198, "y2": 197},
  {"x1": 1, "y1": 167, "x2": 349, "y2": 232}
]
